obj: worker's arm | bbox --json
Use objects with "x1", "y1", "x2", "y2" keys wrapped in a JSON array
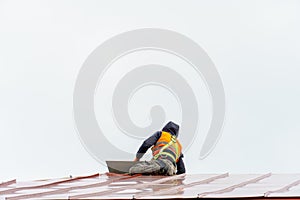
[
  {"x1": 134, "y1": 131, "x2": 161, "y2": 161},
  {"x1": 176, "y1": 154, "x2": 186, "y2": 174}
]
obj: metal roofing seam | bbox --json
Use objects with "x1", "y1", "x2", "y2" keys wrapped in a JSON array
[
  {"x1": 0, "y1": 180, "x2": 16, "y2": 188},
  {"x1": 135, "y1": 173, "x2": 229, "y2": 198},
  {"x1": 0, "y1": 173, "x2": 99, "y2": 196},
  {"x1": 68, "y1": 174, "x2": 186, "y2": 199},
  {"x1": 197, "y1": 173, "x2": 272, "y2": 197},
  {"x1": 264, "y1": 179, "x2": 300, "y2": 197},
  {"x1": 6, "y1": 174, "x2": 141, "y2": 200}
]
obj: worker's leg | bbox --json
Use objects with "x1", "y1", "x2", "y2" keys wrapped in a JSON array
[
  {"x1": 129, "y1": 159, "x2": 176, "y2": 175},
  {"x1": 158, "y1": 159, "x2": 176, "y2": 176},
  {"x1": 129, "y1": 160, "x2": 161, "y2": 175}
]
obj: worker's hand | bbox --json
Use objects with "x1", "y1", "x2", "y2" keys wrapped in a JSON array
[{"x1": 133, "y1": 157, "x2": 140, "y2": 162}]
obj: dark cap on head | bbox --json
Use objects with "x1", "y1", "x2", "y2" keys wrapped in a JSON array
[{"x1": 162, "y1": 121, "x2": 180, "y2": 137}]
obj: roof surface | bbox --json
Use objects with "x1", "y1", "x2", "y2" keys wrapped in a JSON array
[{"x1": 1, "y1": 173, "x2": 300, "y2": 199}]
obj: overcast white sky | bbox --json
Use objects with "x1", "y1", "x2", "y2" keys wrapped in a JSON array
[{"x1": 0, "y1": 0, "x2": 300, "y2": 180}]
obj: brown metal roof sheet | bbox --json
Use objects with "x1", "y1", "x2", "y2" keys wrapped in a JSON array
[{"x1": 1, "y1": 173, "x2": 300, "y2": 199}]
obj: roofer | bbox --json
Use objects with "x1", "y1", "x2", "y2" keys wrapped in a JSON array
[{"x1": 129, "y1": 121, "x2": 186, "y2": 176}]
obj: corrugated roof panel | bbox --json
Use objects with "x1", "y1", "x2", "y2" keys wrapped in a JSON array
[{"x1": 2, "y1": 173, "x2": 300, "y2": 199}]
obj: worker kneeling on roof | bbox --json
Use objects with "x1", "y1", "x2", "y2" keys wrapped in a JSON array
[{"x1": 129, "y1": 121, "x2": 186, "y2": 175}]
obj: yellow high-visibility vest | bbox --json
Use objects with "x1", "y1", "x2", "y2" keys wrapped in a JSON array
[{"x1": 152, "y1": 131, "x2": 182, "y2": 163}]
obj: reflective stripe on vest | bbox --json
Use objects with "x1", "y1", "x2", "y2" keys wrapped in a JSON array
[{"x1": 152, "y1": 131, "x2": 182, "y2": 163}]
